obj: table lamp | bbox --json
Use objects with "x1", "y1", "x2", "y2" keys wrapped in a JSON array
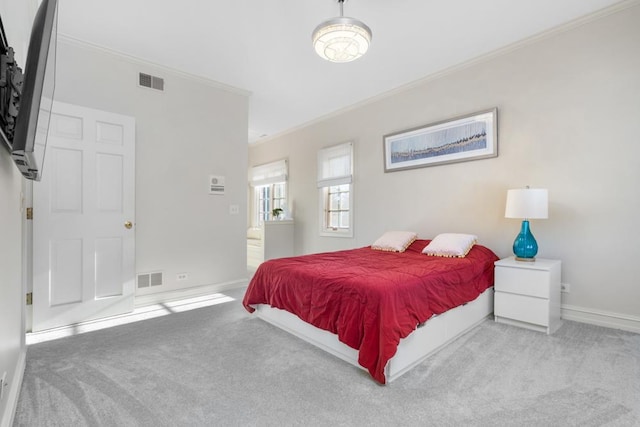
[{"x1": 505, "y1": 187, "x2": 548, "y2": 261}]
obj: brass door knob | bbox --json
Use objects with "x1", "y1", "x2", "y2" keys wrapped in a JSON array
[{"x1": 124, "y1": 221, "x2": 133, "y2": 229}]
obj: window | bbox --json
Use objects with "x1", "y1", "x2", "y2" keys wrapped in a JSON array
[
  {"x1": 249, "y1": 160, "x2": 288, "y2": 225},
  {"x1": 317, "y1": 142, "x2": 353, "y2": 237},
  {"x1": 254, "y1": 182, "x2": 287, "y2": 223},
  {"x1": 326, "y1": 184, "x2": 350, "y2": 229}
]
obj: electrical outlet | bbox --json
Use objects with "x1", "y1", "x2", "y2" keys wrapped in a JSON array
[
  {"x1": 561, "y1": 283, "x2": 571, "y2": 293},
  {"x1": 0, "y1": 371, "x2": 7, "y2": 401},
  {"x1": 176, "y1": 273, "x2": 189, "y2": 281}
]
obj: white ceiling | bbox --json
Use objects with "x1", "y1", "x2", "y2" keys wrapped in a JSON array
[{"x1": 57, "y1": 0, "x2": 623, "y2": 143}]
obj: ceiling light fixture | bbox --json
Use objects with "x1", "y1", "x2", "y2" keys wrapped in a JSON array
[{"x1": 312, "y1": 0, "x2": 372, "y2": 63}]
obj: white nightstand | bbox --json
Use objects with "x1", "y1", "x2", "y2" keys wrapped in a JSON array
[
  {"x1": 263, "y1": 220, "x2": 294, "y2": 261},
  {"x1": 494, "y1": 257, "x2": 562, "y2": 334}
]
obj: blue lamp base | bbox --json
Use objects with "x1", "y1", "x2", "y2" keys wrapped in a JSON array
[{"x1": 513, "y1": 220, "x2": 538, "y2": 262}]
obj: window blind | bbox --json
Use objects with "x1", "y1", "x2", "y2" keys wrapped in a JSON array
[
  {"x1": 317, "y1": 142, "x2": 353, "y2": 188},
  {"x1": 249, "y1": 159, "x2": 288, "y2": 187}
]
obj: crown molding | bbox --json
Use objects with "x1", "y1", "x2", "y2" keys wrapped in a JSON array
[{"x1": 57, "y1": 33, "x2": 251, "y2": 97}]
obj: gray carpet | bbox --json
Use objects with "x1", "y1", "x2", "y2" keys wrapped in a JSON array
[{"x1": 14, "y1": 287, "x2": 640, "y2": 426}]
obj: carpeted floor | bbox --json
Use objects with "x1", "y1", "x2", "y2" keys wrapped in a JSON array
[{"x1": 13, "y1": 287, "x2": 640, "y2": 426}]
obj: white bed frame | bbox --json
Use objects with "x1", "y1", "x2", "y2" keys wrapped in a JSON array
[{"x1": 252, "y1": 287, "x2": 494, "y2": 383}]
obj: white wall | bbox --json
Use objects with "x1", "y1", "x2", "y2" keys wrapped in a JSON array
[
  {"x1": 0, "y1": 136, "x2": 25, "y2": 427},
  {"x1": 0, "y1": 1, "x2": 36, "y2": 424},
  {"x1": 53, "y1": 38, "x2": 249, "y2": 296},
  {"x1": 249, "y1": 4, "x2": 640, "y2": 328}
]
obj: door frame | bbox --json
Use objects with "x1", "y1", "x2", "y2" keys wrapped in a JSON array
[{"x1": 30, "y1": 101, "x2": 136, "y2": 332}]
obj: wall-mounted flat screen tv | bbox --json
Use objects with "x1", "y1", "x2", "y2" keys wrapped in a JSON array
[{"x1": 0, "y1": 0, "x2": 58, "y2": 181}]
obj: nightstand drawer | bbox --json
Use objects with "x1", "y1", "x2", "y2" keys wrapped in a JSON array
[
  {"x1": 494, "y1": 292, "x2": 549, "y2": 326},
  {"x1": 495, "y1": 267, "x2": 550, "y2": 299}
]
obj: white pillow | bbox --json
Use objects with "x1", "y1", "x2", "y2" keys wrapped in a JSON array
[
  {"x1": 422, "y1": 233, "x2": 477, "y2": 258},
  {"x1": 371, "y1": 231, "x2": 417, "y2": 253}
]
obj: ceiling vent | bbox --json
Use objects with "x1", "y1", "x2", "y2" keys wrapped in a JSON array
[
  {"x1": 138, "y1": 72, "x2": 164, "y2": 91},
  {"x1": 137, "y1": 271, "x2": 163, "y2": 288}
]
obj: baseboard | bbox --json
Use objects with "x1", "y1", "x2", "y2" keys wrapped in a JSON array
[
  {"x1": 134, "y1": 278, "x2": 248, "y2": 307},
  {"x1": 562, "y1": 304, "x2": 640, "y2": 334},
  {"x1": 1, "y1": 349, "x2": 26, "y2": 427}
]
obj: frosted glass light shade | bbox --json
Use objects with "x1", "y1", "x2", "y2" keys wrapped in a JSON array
[
  {"x1": 312, "y1": 17, "x2": 372, "y2": 63},
  {"x1": 505, "y1": 188, "x2": 548, "y2": 219}
]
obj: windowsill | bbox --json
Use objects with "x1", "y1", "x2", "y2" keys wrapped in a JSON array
[{"x1": 320, "y1": 230, "x2": 353, "y2": 238}]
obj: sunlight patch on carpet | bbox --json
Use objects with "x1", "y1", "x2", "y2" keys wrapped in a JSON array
[{"x1": 27, "y1": 293, "x2": 235, "y2": 345}]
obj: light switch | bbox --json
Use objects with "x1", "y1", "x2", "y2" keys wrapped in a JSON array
[{"x1": 229, "y1": 204, "x2": 239, "y2": 215}]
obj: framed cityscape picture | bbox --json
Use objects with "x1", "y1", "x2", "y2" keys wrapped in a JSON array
[{"x1": 383, "y1": 108, "x2": 498, "y2": 172}]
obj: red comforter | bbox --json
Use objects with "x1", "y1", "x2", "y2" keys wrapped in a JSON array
[{"x1": 242, "y1": 239, "x2": 498, "y2": 384}]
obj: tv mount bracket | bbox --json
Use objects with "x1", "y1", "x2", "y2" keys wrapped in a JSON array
[{"x1": 0, "y1": 14, "x2": 23, "y2": 148}]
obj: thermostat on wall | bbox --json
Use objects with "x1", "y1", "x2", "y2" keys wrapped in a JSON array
[{"x1": 209, "y1": 175, "x2": 225, "y2": 195}]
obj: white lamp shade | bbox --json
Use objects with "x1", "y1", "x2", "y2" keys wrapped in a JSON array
[{"x1": 505, "y1": 188, "x2": 548, "y2": 219}]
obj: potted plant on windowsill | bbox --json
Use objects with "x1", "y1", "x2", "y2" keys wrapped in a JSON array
[{"x1": 271, "y1": 208, "x2": 284, "y2": 220}]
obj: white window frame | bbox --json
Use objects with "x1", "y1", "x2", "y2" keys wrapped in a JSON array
[
  {"x1": 254, "y1": 182, "x2": 287, "y2": 225},
  {"x1": 317, "y1": 142, "x2": 353, "y2": 237},
  {"x1": 249, "y1": 159, "x2": 288, "y2": 226}
]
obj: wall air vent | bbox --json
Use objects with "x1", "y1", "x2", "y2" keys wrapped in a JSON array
[
  {"x1": 138, "y1": 72, "x2": 164, "y2": 91},
  {"x1": 137, "y1": 271, "x2": 163, "y2": 288}
]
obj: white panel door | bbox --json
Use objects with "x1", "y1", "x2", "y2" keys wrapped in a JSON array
[{"x1": 32, "y1": 101, "x2": 135, "y2": 332}]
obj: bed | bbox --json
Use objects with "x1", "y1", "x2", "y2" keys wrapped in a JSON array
[{"x1": 242, "y1": 235, "x2": 498, "y2": 384}]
